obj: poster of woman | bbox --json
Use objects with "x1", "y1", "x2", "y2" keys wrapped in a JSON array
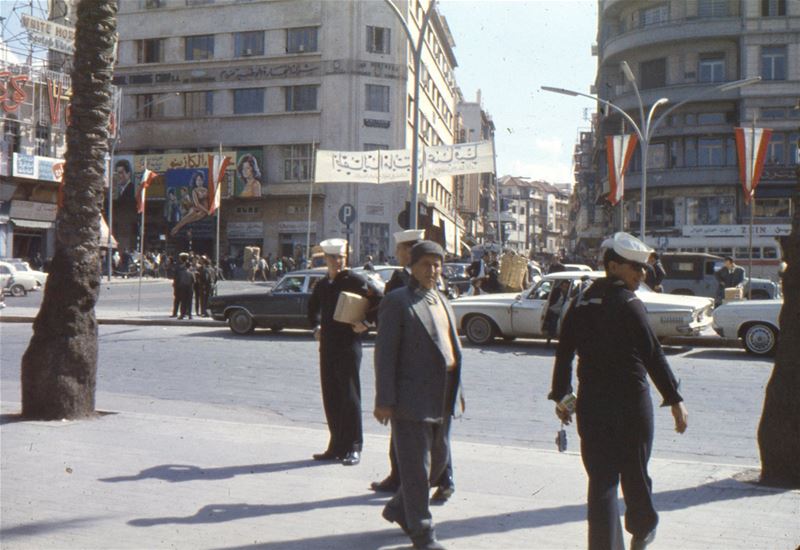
[
  {"x1": 165, "y1": 169, "x2": 212, "y2": 236},
  {"x1": 236, "y1": 151, "x2": 263, "y2": 198}
]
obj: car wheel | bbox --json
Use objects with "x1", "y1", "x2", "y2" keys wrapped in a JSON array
[
  {"x1": 742, "y1": 323, "x2": 777, "y2": 356},
  {"x1": 228, "y1": 310, "x2": 255, "y2": 335},
  {"x1": 464, "y1": 315, "x2": 496, "y2": 345},
  {"x1": 10, "y1": 284, "x2": 27, "y2": 297},
  {"x1": 270, "y1": 326, "x2": 283, "y2": 333}
]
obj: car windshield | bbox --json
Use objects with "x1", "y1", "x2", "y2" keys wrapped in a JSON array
[{"x1": 274, "y1": 276, "x2": 305, "y2": 293}]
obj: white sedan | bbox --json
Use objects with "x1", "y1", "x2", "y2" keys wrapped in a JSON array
[
  {"x1": 712, "y1": 299, "x2": 782, "y2": 355},
  {"x1": 452, "y1": 271, "x2": 714, "y2": 345}
]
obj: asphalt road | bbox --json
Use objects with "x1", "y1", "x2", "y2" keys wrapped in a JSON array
[{"x1": 0, "y1": 319, "x2": 773, "y2": 467}]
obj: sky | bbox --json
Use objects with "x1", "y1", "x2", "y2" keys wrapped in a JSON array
[
  {"x1": 1, "y1": 0, "x2": 599, "y2": 185},
  {"x1": 439, "y1": 0, "x2": 598, "y2": 185}
]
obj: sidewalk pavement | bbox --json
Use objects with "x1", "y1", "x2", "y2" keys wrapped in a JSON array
[{"x1": 1, "y1": 395, "x2": 797, "y2": 550}]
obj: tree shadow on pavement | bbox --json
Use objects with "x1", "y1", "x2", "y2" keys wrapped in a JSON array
[
  {"x1": 0, "y1": 516, "x2": 105, "y2": 540},
  {"x1": 99, "y1": 459, "x2": 325, "y2": 483},
  {"x1": 680, "y1": 349, "x2": 772, "y2": 363},
  {"x1": 182, "y1": 330, "x2": 313, "y2": 342},
  {"x1": 213, "y1": 529, "x2": 409, "y2": 550},
  {"x1": 128, "y1": 492, "x2": 386, "y2": 527}
]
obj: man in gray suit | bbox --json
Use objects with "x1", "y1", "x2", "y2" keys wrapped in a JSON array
[{"x1": 374, "y1": 240, "x2": 464, "y2": 550}]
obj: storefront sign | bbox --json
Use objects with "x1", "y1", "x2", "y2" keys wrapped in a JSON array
[
  {"x1": 21, "y1": 14, "x2": 75, "y2": 55},
  {"x1": 12, "y1": 153, "x2": 63, "y2": 182},
  {"x1": 9, "y1": 199, "x2": 58, "y2": 222},
  {"x1": 682, "y1": 224, "x2": 791, "y2": 238},
  {"x1": 227, "y1": 221, "x2": 263, "y2": 239},
  {"x1": 277, "y1": 221, "x2": 317, "y2": 233}
]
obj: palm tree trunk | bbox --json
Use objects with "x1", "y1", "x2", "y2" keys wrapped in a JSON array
[
  {"x1": 757, "y1": 155, "x2": 800, "y2": 488},
  {"x1": 20, "y1": 0, "x2": 118, "y2": 420}
]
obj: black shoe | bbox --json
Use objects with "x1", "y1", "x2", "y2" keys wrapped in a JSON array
[
  {"x1": 370, "y1": 475, "x2": 399, "y2": 493},
  {"x1": 430, "y1": 485, "x2": 454, "y2": 504},
  {"x1": 341, "y1": 451, "x2": 360, "y2": 466},
  {"x1": 169, "y1": 314, "x2": 177, "y2": 318},
  {"x1": 381, "y1": 506, "x2": 410, "y2": 535},
  {"x1": 178, "y1": 316, "x2": 185, "y2": 320},
  {"x1": 631, "y1": 528, "x2": 656, "y2": 550},
  {"x1": 412, "y1": 537, "x2": 446, "y2": 550},
  {"x1": 312, "y1": 450, "x2": 340, "y2": 461}
]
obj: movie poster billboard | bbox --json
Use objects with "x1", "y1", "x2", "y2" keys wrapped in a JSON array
[
  {"x1": 234, "y1": 148, "x2": 264, "y2": 198},
  {"x1": 164, "y1": 168, "x2": 213, "y2": 238},
  {"x1": 112, "y1": 155, "x2": 135, "y2": 200}
]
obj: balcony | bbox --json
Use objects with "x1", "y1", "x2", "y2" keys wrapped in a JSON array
[
  {"x1": 602, "y1": 17, "x2": 741, "y2": 62},
  {"x1": 605, "y1": 81, "x2": 750, "y2": 117}
]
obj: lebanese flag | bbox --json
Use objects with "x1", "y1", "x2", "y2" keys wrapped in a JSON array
[
  {"x1": 136, "y1": 169, "x2": 157, "y2": 214},
  {"x1": 207, "y1": 154, "x2": 231, "y2": 215},
  {"x1": 735, "y1": 127, "x2": 772, "y2": 204},
  {"x1": 605, "y1": 133, "x2": 638, "y2": 206}
]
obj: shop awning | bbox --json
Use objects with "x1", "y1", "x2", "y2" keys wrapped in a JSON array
[{"x1": 12, "y1": 219, "x2": 54, "y2": 229}]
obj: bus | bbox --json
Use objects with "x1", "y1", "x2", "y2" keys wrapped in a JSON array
[{"x1": 648, "y1": 236, "x2": 783, "y2": 281}]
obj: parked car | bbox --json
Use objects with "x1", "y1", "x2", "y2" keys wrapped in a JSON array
[
  {"x1": 0, "y1": 261, "x2": 39, "y2": 297},
  {"x1": 659, "y1": 253, "x2": 779, "y2": 301},
  {"x1": 443, "y1": 263, "x2": 471, "y2": 298},
  {"x1": 0, "y1": 258, "x2": 47, "y2": 287},
  {"x1": 351, "y1": 265, "x2": 400, "y2": 293},
  {"x1": 563, "y1": 263, "x2": 593, "y2": 272},
  {"x1": 451, "y1": 270, "x2": 714, "y2": 345},
  {"x1": 712, "y1": 299, "x2": 782, "y2": 355}
]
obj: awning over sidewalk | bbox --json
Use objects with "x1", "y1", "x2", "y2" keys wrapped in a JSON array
[{"x1": 12, "y1": 219, "x2": 54, "y2": 230}]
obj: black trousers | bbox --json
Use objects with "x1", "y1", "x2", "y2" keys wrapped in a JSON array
[
  {"x1": 177, "y1": 286, "x2": 193, "y2": 318},
  {"x1": 386, "y1": 437, "x2": 454, "y2": 488},
  {"x1": 319, "y1": 342, "x2": 363, "y2": 456},
  {"x1": 577, "y1": 391, "x2": 657, "y2": 550}
]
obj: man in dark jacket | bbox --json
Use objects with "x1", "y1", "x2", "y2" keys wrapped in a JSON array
[
  {"x1": 308, "y1": 238, "x2": 382, "y2": 466},
  {"x1": 374, "y1": 240, "x2": 464, "y2": 550},
  {"x1": 715, "y1": 256, "x2": 746, "y2": 304},
  {"x1": 174, "y1": 254, "x2": 194, "y2": 320},
  {"x1": 644, "y1": 252, "x2": 666, "y2": 292},
  {"x1": 549, "y1": 232, "x2": 688, "y2": 550}
]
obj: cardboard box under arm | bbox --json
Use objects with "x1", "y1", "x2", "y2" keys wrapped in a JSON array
[{"x1": 333, "y1": 291, "x2": 369, "y2": 325}]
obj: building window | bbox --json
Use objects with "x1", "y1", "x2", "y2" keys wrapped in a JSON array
[
  {"x1": 285, "y1": 85, "x2": 317, "y2": 111},
  {"x1": 234, "y1": 31, "x2": 264, "y2": 57},
  {"x1": 641, "y1": 4, "x2": 668, "y2": 26},
  {"x1": 697, "y1": 112, "x2": 726, "y2": 124},
  {"x1": 283, "y1": 144, "x2": 313, "y2": 181},
  {"x1": 698, "y1": 0, "x2": 729, "y2": 17},
  {"x1": 3, "y1": 120, "x2": 21, "y2": 153},
  {"x1": 761, "y1": 46, "x2": 786, "y2": 80},
  {"x1": 286, "y1": 27, "x2": 318, "y2": 54},
  {"x1": 135, "y1": 94, "x2": 164, "y2": 119},
  {"x1": 364, "y1": 143, "x2": 389, "y2": 151},
  {"x1": 184, "y1": 91, "x2": 213, "y2": 117},
  {"x1": 698, "y1": 56, "x2": 725, "y2": 83},
  {"x1": 766, "y1": 134, "x2": 785, "y2": 164},
  {"x1": 367, "y1": 26, "x2": 391, "y2": 53},
  {"x1": 233, "y1": 88, "x2": 264, "y2": 114},
  {"x1": 754, "y1": 198, "x2": 791, "y2": 218},
  {"x1": 640, "y1": 58, "x2": 666, "y2": 89},
  {"x1": 698, "y1": 138, "x2": 724, "y2": 166},
  {"x1": 136, "y1": 38, "x2": 164, "y2": 63},
  {"x1": 365, "y1": 84, "x2": 390, "y2": 112},
  {"x1": 185, "y1": 34, "x2": 214, "y2": 61},
  {"x1": 685, "y1": 137, "x2": 697, "y2": 167},
  {"x1": 647, "y1": 198, "x2": 675, "y2": 228},
  {"x1": 35, "y1": 125, "x2": 50, "y2": 156},
  {"x1": 761, "y1": 0, "x2": 786, "y2": 16},
  {"x1": 686, "y1": 196, "x2": 735, "y2": 225}
]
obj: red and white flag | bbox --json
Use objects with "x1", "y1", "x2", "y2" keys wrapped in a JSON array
[
  {"x1": 136, "y1": 168, "x2": 157, "y2": 214},
  {"x1": 605, "y1": 133, "x2": 638, "y2": 206},
  {"x1": 735, "y1": 127, "x2": 772, "y2": 204},
  {"x1": 207, "y1": 154, "x2": 231, "y2": 215}
]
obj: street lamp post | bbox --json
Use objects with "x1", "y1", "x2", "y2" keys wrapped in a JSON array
[
  {"x1": 381, "y1": 0, "x2": 437, "y2": 230},
  {"x1": 542, "y1": 72, "x2": 760, "y2": 240}
]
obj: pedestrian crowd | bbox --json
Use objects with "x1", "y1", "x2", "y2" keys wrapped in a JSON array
[
  {"x1": 301, "y1": 229, "x2": 687, "y2": 550},
  {"x1": 168, "y1": 252, "x2": 220, "y2": 319}
]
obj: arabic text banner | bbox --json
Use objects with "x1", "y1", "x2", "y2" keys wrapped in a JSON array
[{"x1": 314, "y1": 141, "x2": 494, "y2": 184}]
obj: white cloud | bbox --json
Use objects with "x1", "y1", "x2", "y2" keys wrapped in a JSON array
[{"x1": 505, "y1": 159, "x2": 574, "y2": 184}]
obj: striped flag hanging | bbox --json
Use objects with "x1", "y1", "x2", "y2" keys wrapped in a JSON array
[
  {"x1": 136, "y1": 169, "x2": 157, "y2": 214},
  {"x1": 605, "y1": 133, "x2": 639, "y2": 206},
  {"x1": 208, "y1": 154, "x2": 231, "y2": 215},
  {"x1": 735, "y1": 127, "x2": 772, "y2": 204}
]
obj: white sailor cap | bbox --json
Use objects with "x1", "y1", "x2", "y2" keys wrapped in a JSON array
[
  {"x1": 319, "y1": 238, "x2": 348, "y2": 256},
  {"x1": 600, "y1": 232, "x2": 653, "y2": 267},
  {"x1": 394, "y1": 229, "x2": 425, "y2": 244}
]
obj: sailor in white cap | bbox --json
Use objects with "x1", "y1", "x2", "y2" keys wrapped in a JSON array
[
  {"x1": 384, "y1": 229, "x2": 425, "y2": 294},
  {"x1": 308, "y1": 238, "x2": 383, "y2": 466},
  {"x1": 548, "y1": 232, "x2": 689, "y2": 550}
]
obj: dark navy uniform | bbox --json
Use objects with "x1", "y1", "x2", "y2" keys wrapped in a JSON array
[
  {"x1": 549, "y1": 277, "x2": 683, "y2": 550},
  {"x1": 385, "y1": 267, "x2": 411, "y2": 294},
  {"x1": 308, "y1": 270, "x2": 382, "y2": 458}
]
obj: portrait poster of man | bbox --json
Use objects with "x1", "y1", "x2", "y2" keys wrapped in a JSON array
[
  {"x1": 235, "y1": 149, "x2": 264, "y2": 198},
  {"x1": 165, "y1": 168, "x2": 214, "y2": 238},
  {"x1": 112, "y1": 155, "x2": 135, "y2": 200}
]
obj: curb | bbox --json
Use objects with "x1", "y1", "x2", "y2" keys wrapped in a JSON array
[{"x1": 0, "y1": 315, "x2": 225, "y2": 328}]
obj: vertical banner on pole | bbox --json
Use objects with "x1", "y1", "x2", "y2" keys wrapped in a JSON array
[
  {"x1": 137, "y1": 167, "x2": 157, "y2": 311},
  {"x1": 605, "y1": 133, "x2": 639, "y2": 206},
  {"x1": 734, "y1": 126, "x2": 772, "y2": 204},
  {"x1": 208, "y1": 150, "x2": 231, "y2": 271}
]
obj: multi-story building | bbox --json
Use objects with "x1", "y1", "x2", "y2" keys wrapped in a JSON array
[
  {"x1": 113, "y1": 0, "x2": 461, "y2": 264},
  {"x1": 568, "y1": 128, "x2": 605, "y2": 260},
  {"x1": 593, "y1": 0, "x2": 797, "y2": 275},
  {"x1": 455, "y1": 88, "x2": 496, "y2": 248},
  {"x1": 497, "y1": 175, "x2": 570, "y2": 256}
]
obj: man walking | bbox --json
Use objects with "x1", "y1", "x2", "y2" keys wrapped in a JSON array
[
  {"x1": 308, "y1": 238, "x2": 382, "y2": 466},
  {"x1": 549, "y1": 232, "x2": 688, "y2": 550},
  {"x1": 374, "y1": 240, "x2": 464, "y2": 550}
]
